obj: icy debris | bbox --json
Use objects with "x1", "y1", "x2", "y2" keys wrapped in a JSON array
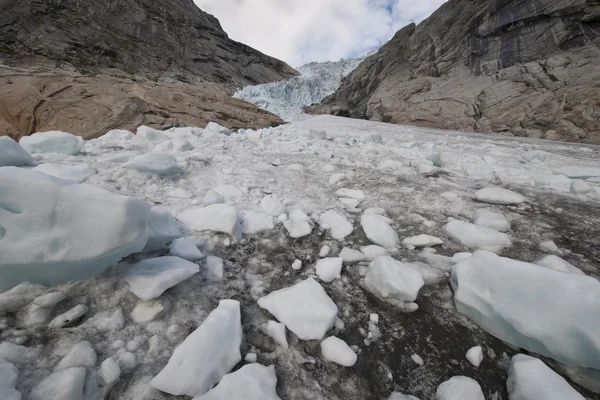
[
  {"x1": 169, "y1": 238, "x2": 204, "y2": 261},
  {"x1": 244, "y1": 353, "x2": 257, "y2": 363},
  {"x1": 411, "y1": 354, "x2": 424, "y2": 366},
  {"x1": 0, "y1": 167, "x2": 153, "y2": 293},
  {"x1": 151, "y1": 300, "x2": 242, "y2": 397},
  {"x1": 364, "y1": 207, "x2": 386, "y2": 215},
  {"x1": 284, "y1": 209, "x2": 313, "y2": 238},
  {"x1": 88, "y1": 308, "x2": 125, "y2": 332},
  {"x1": 131, "y1": 300, "x2": 166, "y2": 324},
  {"x1": 205, "y1": 122, "x2": 233, "y2": 136},
  {"x1": 339, "y1": 197, "x2": 361, "y2": 210},
  {"x1": 522, "y1": 150, "x2": 548, "y2": 162},
  {"x1": 474, "y1": 187, "x2": 524, "y2": 205},
  {"x1": 145, "y1": 207, "x2": 183, "y2": 250},
  {"x1": 360, "y1": 245, "x2": 389, "y2": 260},
  {"x1": 402, "y1": 234, "x2": 443, "y2": 248},
  {"x1": 56, "y1": 341, "x2": 97, "y2": 370},
  {"x1": 473, "y1": 209, "x2": 510, "y2": 232},
  {"x1": 292, "y1": 260, "x2": 302, "y2": 270},
  {"x1": 266, "y1": 320, "x2": 288, "y2": 350},
  {"x1": 49, "y1": 305, "x2": 88, "y2": 328},
  {"x1": 465, "y1": 346, "x2": 483, "y2": 368},
  {"x1": 319, "y1": 210, "x2": 354, "y2": 240},
  {"x1": 452, "y1": 251, "x2": 600, "y2": 369},
  {"x1": 370, "y1": 313, "x2": 379, "y2": 324},
  {"x1": 533, "y1": 255, "x2": 584, "y2": 275},
  {"x1": 118, "y1": 352, "x2": 137, "y2": 371},
  {"x1": 310, "y1": 129, "x2": 327, "y2": 139},
  {"x1": 319, "y1": 245, "x2": 331, "y2": 257},
  {"x1": 321, "y1": 336, "x2": 357, "y2": 367},
  {"x1": 206, "y1": 256, "x2": 224, "y2": 279},
  {"x1": 33, "y1": 292, "x2": 65, "y2": 308},
  {"x1": 124, "y1": 153, "x2": 178, "y2": 175},
  {"x1": 571, "y1": 180, "x2": 592, "y2": 194},
  {"x1": 260, "y1": 195, "x2": 285, "y2": 216},
  {"x1": 361, "y1": 214, "x2": 399, "y2": 248},
  {"x1": 97, "y1": 150, "x2": 138, "y2": 163},
  {"x1": 444, "y1": 220, "x2": 511, "y2": 252},
  {"x1": 440, "y1": 192, "x2": 459, "y2": 200},
  {"x1": 404, "y1": 262, "x2": 446, "y2": 285},
  {"x1": 539, "y1": 240, "x2": 562, "y2": 255},
  {"x1": 136, "y1": 126, "x2": 169, "y2": 143},
  {"x1": 99, "y1": 357, "x2": 121, "y2": 387},
  {"x1": 204, "y1": 188, "x2": 225, "y2": 205},
  {"x1": 212, "y1": 185, "x2": 244, "y2": 203},
  {"x1": 329, "y1": 172, "x2": 346, "y2": 185},
  {"x1": 435, "y1": 376, "x2": 484, "y2": 400},
  {"x1": 179, "y1": 204, "x2": 242, "y2": 242},
  {"x1": 28, "y1": 367, "x2": 86, "y2": 400},
  {"x1": 122, "y1": 256, "x2": 199, "y2": 300},
  {"x1": 33, "y1": 163, "x2": 97, "y2": 183},
  {"x1": 20, "y1": 131, "x2": 85, "y2": 155},
  {"x1": 340, "y1": 247, "x2": 366, "y2": 264},
  {"x1": 507, "y1": 354, "x2": 585, "y2": 400},
  {"x1": 388, "y1": 392, "x2": 420, "y2": 400},
  {"x1": 554, "y1": 166, "x2": 600, "y2": 179},
  {"x1": 451, "y1": 253, "x2": 473, "y2": 263},
  {"x1": 101, "y1": 129, "x2": 134, "y2": 140},
  {"x1": 167, "y1": 188, "x2": 192, "y2": 199},
  {"x1": 194, "y1": 364, "x2": 281, "y2": 400},
  {"x1": 316, "y1": 257, "x2": 343, "y2": 283},
  {"x1": 0, "y1": 136, "x2": 34, "y2": 166},
  {"x1": 0, "y1": 357, "x2": 18, "y2": 391},
  {"x1": 336, "y1": 188, "x2": 366, "y2": 202},
  {"x1": 239, "y1": 210, "x2": 275, "y2": 234},
  {"x1": 365, "y1": 256, "x2": 424, "y2": 303},
  {"x1": 258, "y1": 278, "x2": 338, "y2": 340},
  {"x1": 153, "y1": 138, "x2": 193, "y2": 152}
]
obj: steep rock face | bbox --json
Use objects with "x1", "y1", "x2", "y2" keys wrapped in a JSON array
[{"x1": 309, "y1": 0, "x2": 600, "y2": 143}]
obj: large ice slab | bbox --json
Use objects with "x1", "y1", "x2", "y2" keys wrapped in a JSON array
[
  {"x1": 19, "y1": 131, "x2": 85, "y2": 155},
  {"x1": 444, "y1": 220, "x2": 511, "y2": 252},
  {"x1": 472, "y1": 209, "x2": 510, "y2": 232},
  {"x1": 0, "y1": 167, "x2": 152, "y2": 293},
  {"x1": 239, "y1": 210, "x2": 275, "y2": 235},
  {"x1": 33, "y1": 163, "x2": 96, "y2": 183},
  {"x1": 451, "y1": 251, "x2": 600, "y2": 369},
  {"x1": 151, "y1": 300, "x2": 242, "y2": 397},
  {"x1": 178, "y1": 204, "x2": 242, "y2": 241},
  {"x1": 258, "y1": 278, "x2": 338, "y2": 340},
  {"x1": 0, "y1": 137, "x2": 33, "y2": 167},
  {"x1": 474, "y1": 187, "x2": 524, "y2": 205},
  {"x1": 364, "y1": 256, "x2": 424, "y2": 302},
  {"x1": 193, "y1": 364, "x2": 281, "y2": 400},
  {"x1": 124, "y1": 153, "x2": 178, "y2": 175}
]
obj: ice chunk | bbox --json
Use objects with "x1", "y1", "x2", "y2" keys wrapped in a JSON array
[
  {"x1": 389, "y1": 392, "x2": 420, "y2": 400},
  {"x1": 0, "y1": 357, "x2": 18, "y2": 389},
  {"x1": 316, "y1": 258, "x2": 343, "y2": 283},
  {"x1": 150, "y1": 300, "x2": 242, "y2": 397},
  {"x1": 435, "y1": 376, "x2": 484, "y2": 400},
  {"x1": 266, "y1": 320, "x2": 288, "y2": 350},
  {"x1": 88, "y1": 308, "x2": 124, "y2": 332},
  {"x1": 20, "y1": 131, "x2": 84, "y2": 155},
  {"x1": 122, "y1": 256, "x2": 199, "y2": 300},
  {"x1": 571, "y1": 180, "x2": 592, "y2": 194},
  {"x1": 533, "y1": 255, "x2": 584, "y2": 275},
  {"x1": 402, "y1": 234, "x2": 443, "y2": 248},
  {"x1": 411, "y1": 354, "x2": 424, "y2": 366},
  {"x1": 205, "y1": 122, "x2": 233, "y2": 136},
  {"x1": 309, "y1": 129, "x2": 327, "y2": 139},
  {"x1": 554, "y1": 166, "x2": 600, "y2": 179},
  {"x1": 239, "y1": 210, "x2": 275, "y2": 234},
  {"x1": 153, "y1": 138, "x2": 193, "y2": 152},
  {"x1": 319, "y1": 245, "x2": 331, "y2": 257},
  {"x1": 56, "y1": 341, "x2": 97, "y2": 370},
  {"x1": 28, "y1": 367, "x2": 86, "y2": 400},
  {"x1": 340, "y1": 247, "x2": 366, "y2": 264},
  {"x1": 260, "y1": 195, "x2": 285, "y2": 216},
  {"x1": 465, "y1": 346, "x2": 483, "y2": 368},
  {"x1": 404, "y1": 262, "x2": 446, "y2": 285},
  {"x1": 360, "y1": 245, "x2": 389, "y2": 260},
  {"x1": 444, "y1": 220, "x2": 511, "y2": 252},
  {"x1": 522, "y1": 150, "x2": 547, "y2": 162},
  {"x1": 101, "y1": 129, "x2": 134, "y2": 140},
  {"x1": 320, "y1": 336, "x2": 357, "y2": 367},
  {"x1": 204, "y1": 189, "x2": 225, "y2": 205},
  {"x1": 507, "y1": 354, "x2": 585, "y2": 400},
  {"x1": 473, "y1": 209, "x2": 510, "y2": 232},
  {"x1": 451, "y1": 252, "x2": 472, "y2": 263},
  {"x1": 364, "y1": 256, "x2": 424, "y2": 302},
  {"x1": 144, "y1": 207, "x2": 183, "y2": 250},
  {"x1": 0, "y1": 137, "x2": 33, "y2": 166},
  {"x1": 193, "y1": 364, "x2": 281, "y2": 400},
  {"x1": 336, "y1": 188, "x2": 366, "y2": 202},
  {"x1": 124, "y1": 153, "x2": 178, "y2": 175},
  {"x1": 361, "y1": 215, "x2": 399, "y2": 248},
  {"x1": 169, "y1": 238, "x2": 204, "y2": 261},
  {"x1": 131, "y1": 300, "x2": 165, "y2": 323},
  {"x1": 135, "y1": 126, "x2": 168, "y2": 143},
  {"x1": 33, "y1": 292, "x2": 65, "y2": 308},
  {"x1": 167, "y1": 188, "x2": 193, "y2": 199},
  {"x1": 284, "y1": 209, "x2": 313, "y2": 238},
  {"x1": 474, "y1": 187, "x2": 524, "y2": 205},
  {"x1": 319, "y1": 210, "x2": 353, "y2": 240},
  {"x1": 33, "y1": 163, "x2": 96, "y2": 183},
  {"x1": 49, "y1": 305, "x2": 88, "y2": 328},
  {"x1": 179, "y1": 204, "x2": 242, "y2": 242},
  {"x1": 213, "y1": 185, "x2": 244, "y2": 203},
  {"x1": 99, "y1": 357, "x2": 121, "y2": 387},
  {"x1": 539, "y1": 240, "x2": 562, "y2": 255},
  {"x1": 258, "y1": 278, "x2": 338, "y2": 340},
  {"x1": 97, "y1": 150, "x2": 138, "y2": 163},
  {"x1": 451, "y1": 251, "x2": 600, "y2": 369},
  {"x1": 206, "y1": 256, "x2": 224, "y2": 279}
]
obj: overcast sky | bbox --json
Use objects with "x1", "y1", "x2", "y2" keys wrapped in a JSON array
[{"x1": 193, "y1": 0, "x2": 447, "y2": 67}]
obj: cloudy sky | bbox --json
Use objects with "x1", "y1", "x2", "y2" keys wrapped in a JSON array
[{"x1": 194, "y1": 0, "x2": 447, "y2": 67}]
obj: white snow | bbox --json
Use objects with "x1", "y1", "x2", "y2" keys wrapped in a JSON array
[
  {"x1": 319, "y1": 210, "x2": 354, "y2": 240},
  {"x1": 193, "y1": 364, "x2": 281, "y2": 400},
  {"x1": 257, "y1": 278, "x2": 338, "y2": 340},
  {"x1": 465, "y1": 346, "x2": 483, "y2": 368},
  {"x1": 472, "y1": 209, "x2": 510, "y2": 232},
  {"x1": 444, "y1": 220, "x2": 511, "y2": 252},
  {"x1": 56, "y1": 341, "x2": 97, "y2": 370},
  {"x1": 451, "y1": 251, "x2": 600, "y2": 369},
  {"x1": 283, "y1": 209, "x2": 313, "y2": 238},
  {"x1": 122, "y1": 256, "x2": 199, "y2": 300},
  {"x1": 554, "y1": 166, "x2": 600, "y2": 179},
  {"x1": 364, "y1": 256, "x2": 424, "y2": 303},
  {"x1": 239, "y1": 210, "x2": 275, "y2": 234},
  {"x1": 150, "y1": 299, "x2": 242, "y2": 397},
  {"x1": 19, "y1": 131, "x2": 85, "y2": 155},
  {"x1": 169, "y1": 237, "x2": 204, "y2": 261},
  {"x1": 28, "y1": 367, "x2": 86, "y2": 400},
  {"x1": 266, "y1": 320, "x2": 289, "y2": 350},
  {"x1": 320, "y1": 336, "x2": 357, "y2": 367},
  {"x1": 435, "y1": 376, "x2": 484, "y2": 400},
  {"x1": 361, "y1": 214, "x2": 399, "y2": 249},
  {"x1": 179, "y1": 204, "x2": 242, "y2": 242},
  {"x1": 316, "y1": 257, "x2": 343, "y2": 283},
  {"x1": 474, "y1": 187, "x2": 524, "y2": 205},
  {"x1": 533, "y1": 255, "x2": 584, "y2": 275},
  {"x1": 340, "y1": 247, "x2": 366, "y2": 264},
  {"x1": 33, "y1": 163, "x2": 97, "y2": 183},
  {"x1": 402, "y1": 234, "x2": 443, "y2": 248},
  {"x1": 507, "y1": 354, "x2": 585, "y2": 400},
  {"x1": 124, "y1": 153, "x2": 178, "y2": 175},
  {"x1": 0, "y1": 136, "x2": 33, "y2": 166}
]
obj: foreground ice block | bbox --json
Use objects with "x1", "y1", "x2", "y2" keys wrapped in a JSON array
[
  {"x1": 444, "y1": 220, "x2": 511, "y2": 252},
  {"x1": 178, "y1": 204, "x2": 242, "y2": 241},
  {"x1": 474, "y1": 187, "x2": 524, "y2": 205},
  {"x1": 361, "y1": 214, "x2": 399, "y2": 248},
  {"x1": 19, "y1": 131, "x2": 85, "y2": 155},
  {"x1": 0, "y1": 136, "x2": 34, "y2": 167},
  {"x1": 151, "y1": 299, "x2": 242, "y2": 397},
  {"x1": 194, "y1": 364, "x2": 281, "y2": 400},
  {"x1": 0, "y1": 167, "x2": 152, "y2": 293},
  {"x1": 451, "y1": 251, "x2": 600, "y2": 369},
  {"x1": 365, "y1": 256, "x2": 424, "y2": 302}
]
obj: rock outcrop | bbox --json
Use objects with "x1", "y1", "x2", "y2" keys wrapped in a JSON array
[
  {"x1": 0, "y1": 0, "x2": 298, "y2": 139},
  {"x1": 308, "y1": 0, "x2": 600, "y2": 143}
]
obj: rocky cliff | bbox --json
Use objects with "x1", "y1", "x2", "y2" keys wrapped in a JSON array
[
  {"x1": 308, "y1": 0, "x2": 600, "y2": 143},
  {"x1": 0, "y1": 0, "x2": 298, "y2": 139}
]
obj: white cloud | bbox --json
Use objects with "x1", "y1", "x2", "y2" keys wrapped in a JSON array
[{"x1": 194, "y1": 0, "x2": 447, "y2": 67}]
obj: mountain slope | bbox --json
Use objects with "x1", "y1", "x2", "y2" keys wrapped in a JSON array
[{"x1": 308, "y1": 0, "x2": 600, "y2": 143}]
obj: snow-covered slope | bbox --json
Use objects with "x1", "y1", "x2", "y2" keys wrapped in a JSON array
[
  {"x1": 234, "y1": 58, "x2": 365, "y2": 122},
  {"x1": 1, "y1": 117, "x2": 600, "y2": 399}
]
